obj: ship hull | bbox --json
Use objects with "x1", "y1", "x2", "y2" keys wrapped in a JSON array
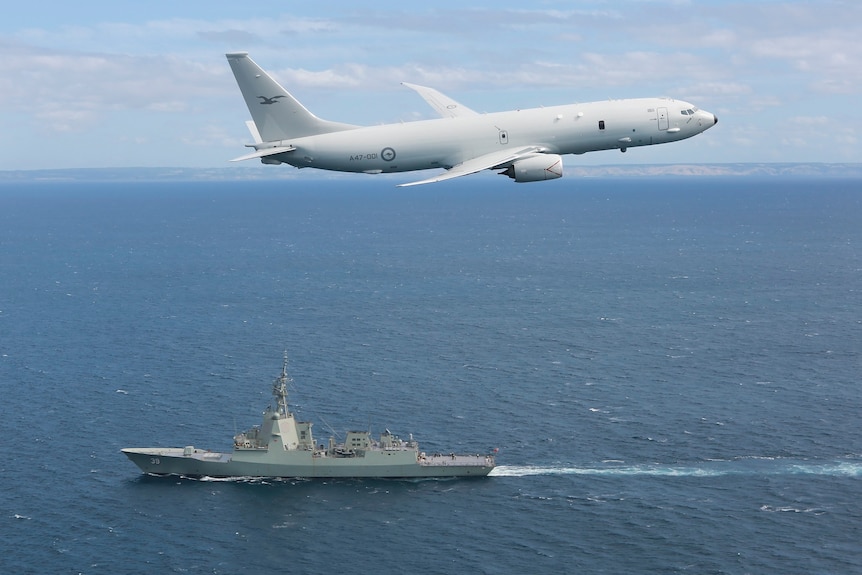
[{"x1": 122, "y1": 447, "x2": 494, "y2": 479}]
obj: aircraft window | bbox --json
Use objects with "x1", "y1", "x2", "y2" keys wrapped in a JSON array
[
  {"x1": 598, "y1": 120, "x2": 605, "y2": 130},
  {"x1": 681, "y1": 110, "x2": 690, "y2": 115}
]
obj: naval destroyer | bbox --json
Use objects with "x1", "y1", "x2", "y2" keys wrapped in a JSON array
[{"x1": 122, "y1": 356, "x2": 496, "y2": 479}]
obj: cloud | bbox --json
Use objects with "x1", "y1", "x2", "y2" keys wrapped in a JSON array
[
  {"x1": 789, "y1": 116, "x2": 829, "y2": 127},
  {"x1": 750, "y1": 32, "x2": 862, "y2": 88},
  {"x1": 34, "y1": 106, "x2": 97, "y2": 133},
  {"x1": 0, "y1": 47, "x2": 225, "y2": 132},
  {"x1": 2, "y1": 2, "x2": 860, "y2": 167},
  {"x1": 777, "y1": 114, "x2": 859, "y2": 156},
  {"x1": 197, "y1": 29, "x2": 261, "y2": 45},
  {"x1": 279, "y1": 66, "x2": 365, "y2": 89}
]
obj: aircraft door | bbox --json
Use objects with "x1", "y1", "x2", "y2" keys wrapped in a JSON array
[{"x1": 657, "y1": 107, "x2": 669, "y2": 131}]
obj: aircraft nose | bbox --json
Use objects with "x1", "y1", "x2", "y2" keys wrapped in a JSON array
[{"x1": 713, "y1": 114, "x2": 718, "y2": 125}]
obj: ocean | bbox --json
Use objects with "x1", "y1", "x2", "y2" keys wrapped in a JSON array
[{"x1": 1, "y1": 175, "x2": 860, "y2": 574}]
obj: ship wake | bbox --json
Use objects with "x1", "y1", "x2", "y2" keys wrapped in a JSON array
[{"x1": 489, "y1": 459, "x2": 862, "y2": 478}]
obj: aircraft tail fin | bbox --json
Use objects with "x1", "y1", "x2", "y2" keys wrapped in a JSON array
[{"x1": 225, "y1": 52, "x2": 358, "y2": 141}]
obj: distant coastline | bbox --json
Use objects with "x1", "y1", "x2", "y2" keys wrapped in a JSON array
[{"x1": 1, "y1": 163, "x2": 860, "y2": 183}]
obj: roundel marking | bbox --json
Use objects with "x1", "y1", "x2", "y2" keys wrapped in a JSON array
[{"x1": 381, "y1": 147, "x2": 397, "y2": 162}]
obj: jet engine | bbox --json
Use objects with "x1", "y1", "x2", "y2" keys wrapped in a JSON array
[{"x1": 502, "y1": 153, "x2": 563, "y2": 182}]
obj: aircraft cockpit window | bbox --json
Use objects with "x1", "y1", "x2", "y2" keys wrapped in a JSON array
[{"x1": 681, "y1": 107, "x2": 698, "y2": 116}]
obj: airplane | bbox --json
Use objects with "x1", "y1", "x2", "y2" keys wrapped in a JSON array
[{"x1": 225, "y1": 52, "x2": 717, "y2": 186}]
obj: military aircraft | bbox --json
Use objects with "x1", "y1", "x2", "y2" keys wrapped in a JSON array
[{"x1": 226, "y1": 52, "x2": 717, "y2": 186}]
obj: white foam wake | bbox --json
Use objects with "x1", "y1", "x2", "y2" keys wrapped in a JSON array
[
  {"x1": 489, "y1": 460, "x2": 862, "y2": 478},
  {"x1": 489, "y1": 465, "x2": 726, "y2": 477}
]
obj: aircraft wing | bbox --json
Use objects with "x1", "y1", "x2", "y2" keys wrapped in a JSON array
[
  {"x1": 402, "y1": 82, "x2": 479, "y2": 118},
  {"x1": 397, "y1": 146, "x2": 543, "y2": 187}
]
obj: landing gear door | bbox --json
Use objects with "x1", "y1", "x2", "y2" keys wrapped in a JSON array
[{"x1": 657, "y1": 107, "x2": 669, "y2": 131}]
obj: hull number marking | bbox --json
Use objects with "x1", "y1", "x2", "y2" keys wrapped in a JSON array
[{"x1": 349, "y1": 147, "x2": 397, "y2": 162}]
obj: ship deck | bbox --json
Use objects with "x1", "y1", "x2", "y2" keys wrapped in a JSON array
[
  {"x1": 123, "y1": 447, "x2": 232, "y2": 463},
  {"x1": 419, "y1": 453, "x2": 494, "y2": 468}
]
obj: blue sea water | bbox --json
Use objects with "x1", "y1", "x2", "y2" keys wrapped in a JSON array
[{"x1": 1, "y1": 175, "x2": 860, "y2": 574}]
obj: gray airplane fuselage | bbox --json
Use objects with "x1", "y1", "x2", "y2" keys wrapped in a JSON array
[
  {"x1": 226, "y1": 53, "x2": 717, "y2": 185},
  {"x1": 267, "y1": 98, "x2": 712, "y2": 174}
]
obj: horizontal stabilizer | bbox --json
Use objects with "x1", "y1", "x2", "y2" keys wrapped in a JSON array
[{"x1": 230, "y1": 146, "x2": 296, "y2": 162}]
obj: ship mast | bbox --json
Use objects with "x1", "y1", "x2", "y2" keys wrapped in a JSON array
[{"x1": 272, "y1": 351, "x2": 291, "y2": 418}]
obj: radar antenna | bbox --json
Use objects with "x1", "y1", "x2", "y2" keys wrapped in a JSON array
[{"x1": 272, "y1": 351, "x2": 291, "y2": 417}]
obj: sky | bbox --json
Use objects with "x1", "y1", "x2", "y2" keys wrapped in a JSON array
[{"x1": 1, "y1": 0, "x2": 860, "y2": 170}]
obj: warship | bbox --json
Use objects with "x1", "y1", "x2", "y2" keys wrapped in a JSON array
[{"x1": 122, "y1": 356, "x2": 496, "y2": 479}]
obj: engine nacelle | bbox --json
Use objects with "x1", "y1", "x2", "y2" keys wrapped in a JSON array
[{"x1": 502, "y1": 154, "x2": 563, "y2": 182}]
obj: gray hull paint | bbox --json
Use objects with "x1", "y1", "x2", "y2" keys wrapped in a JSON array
[
  {"x1": 122, "y1": 447, "x2": 494, "y2": 479},
  {"x1": 122, "y1": 356, "x2": 495, "y2": 479}
]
